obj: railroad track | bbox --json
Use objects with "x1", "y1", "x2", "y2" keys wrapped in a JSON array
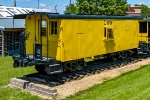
[
  {"x1": 16, "y1": 54, "x2": 150, "y2": 87},
  {"x1": 9, "y1": 54, "x2": 150, "y2": 97}
]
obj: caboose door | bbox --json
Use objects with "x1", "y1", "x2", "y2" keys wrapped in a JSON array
[{"x1": 48, "y1": 20, "x2": 60, "y2": 60}]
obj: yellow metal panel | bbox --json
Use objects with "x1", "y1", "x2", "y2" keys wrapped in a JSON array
[
  {"x1": 48, "y1": 19, "x2": 63, "y2": 61},
  {"x1": 113, "y1": 20, "x2": 139, "y2": 51},
  {"x1": 138, "y1": 35, "x2": 148, "y2": 43},
  {"x1": 25, "y1": 15, "x2": 35, "y2": 55},
  {"x1": 61, "y1": 19, "x2": 140, "y2": 62}
]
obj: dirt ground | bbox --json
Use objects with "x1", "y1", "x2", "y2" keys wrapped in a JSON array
[{"x1": 55, "y1": 58, "x2": 150, "y2": 99}]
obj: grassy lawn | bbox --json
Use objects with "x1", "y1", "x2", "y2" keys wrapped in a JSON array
[
  {"x1": 66, "y1": 65, "x2": 150, "y2": 100},
  {"x1": 0, "y1": 57, "x2": 36, "y2": 86},
  {"x1": 0, "y1": 57, "x2": 150, "y2": 100},
  {"x1": 0, "y1": 86, "x2": 40, "y2": 100},
  {"x1": 0, "y1": 57, "x2": 40, "y2": 99}
]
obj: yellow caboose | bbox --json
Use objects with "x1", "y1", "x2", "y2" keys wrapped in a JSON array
[{"x1": 14, "y1": 12, "x2": 149, "y2": 74}]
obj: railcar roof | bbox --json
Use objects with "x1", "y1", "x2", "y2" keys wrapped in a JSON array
[{"x1": 14, "y1": 12, "x2": 143, "y2": 20}]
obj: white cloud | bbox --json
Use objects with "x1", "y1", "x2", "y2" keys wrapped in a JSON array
[
  {"x1": 138, "y1": 2, "x2": 145, "y2": 5},
  {"x1": 40, "y1": 3, "x2": 47, "y2": 8},
  {"x1": 39, "y1": 3, "x2": 54, "y2": 12}
]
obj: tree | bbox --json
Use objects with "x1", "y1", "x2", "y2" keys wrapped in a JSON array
[
  {"x1": 64, "y1": 0, "x2": 129, "y2": 15},
  {"x1": 134, "y1": 4, "x2": 150, "y2": 18},
  {"x1": 64, "y1": 3, "x2": 77, "y2": 14}
]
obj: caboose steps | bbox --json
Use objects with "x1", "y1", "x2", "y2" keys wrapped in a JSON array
[{"x1": 46, "y1": 64, "x2": 63, "y2": 74}]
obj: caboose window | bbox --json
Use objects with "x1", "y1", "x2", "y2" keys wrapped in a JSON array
[
  {"x1": 50, "y1": 21, "x2": 58, "y2": 35},
  {"x1": 40, "y1": 20, "x2": 47, "y2": 36},
  {"x1": 107, "y1": 28, "x2": 114, "y2": 39},
  {"x1": 104, "y1": 27, "x2": 114, "y2": 40},
  {"x1": 139, "y1": 22, "x2": 147, "y2": 33}
]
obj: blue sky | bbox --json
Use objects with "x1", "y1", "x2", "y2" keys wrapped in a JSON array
[{"x1": 0, "y1": 0, "x2": 150, "y2": 14}]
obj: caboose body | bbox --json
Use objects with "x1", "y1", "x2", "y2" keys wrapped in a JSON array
[{"x1": 13, "y1": 13, "x2": 149, "y2": 74}]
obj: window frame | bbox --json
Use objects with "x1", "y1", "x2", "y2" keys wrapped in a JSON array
[
  {"x1": 39, "y1": 20, "x2": 48, "y2": 36},
  {"x1": 49, "y1": 21, "x2": 58, "y2": 35},
  {"x1": 139, "y1": 22, "x2": 147, "y2": 33},
  {"x1": 104, "y1": 26, "x2": 114, "y2": 40}
]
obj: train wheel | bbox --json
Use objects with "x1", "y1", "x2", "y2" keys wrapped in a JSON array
[
  {"x1": 119, "y1": 51, "x2": 128, "y2": 60},
  {"x1": 77, "y1": 60, "x2": 85, "y2": 70},
  {"x1": 63, "y1": 59, "x2": 85, "y2": 72},
  {"x1": 35, "y1": 65, "x2": 46, "y2": 74},
  {"x1": 63, "y1": 62, "x2": 77, "y2": 72}
]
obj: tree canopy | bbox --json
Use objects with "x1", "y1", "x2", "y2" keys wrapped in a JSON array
[
  {"x1": 64, "y1": 3, "x2": 77, "y2": 14},
  {"x1": 64, "y1": 0, "x2": 129, "y2": 15},
  {"x1": 134, "y1": 4, "x2": 150, "y2": 18}
]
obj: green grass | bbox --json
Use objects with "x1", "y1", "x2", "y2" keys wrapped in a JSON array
[
  {"x1": 0, "y1": 57, "x2": 36, "y2": 86},
  {"x1": 0, "y1": 86, "x2": 40, "y2": 100},
  {"x1": 65, "y1": 65, "x2": 150, "y2": 100},
  {"x1": 84, "y1": 58, "x2": 94, "y2": 62},
  {"x1": 1, "y1": 57, "x2": 150, "y2": 100},
  {"x1": 0, "y1": 57, "x2": 40, "y2": 99}
]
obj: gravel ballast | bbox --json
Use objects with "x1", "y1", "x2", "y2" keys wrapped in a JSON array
[{"x1": 56, "y1": 58, "x2": 150, "y2": 99}]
